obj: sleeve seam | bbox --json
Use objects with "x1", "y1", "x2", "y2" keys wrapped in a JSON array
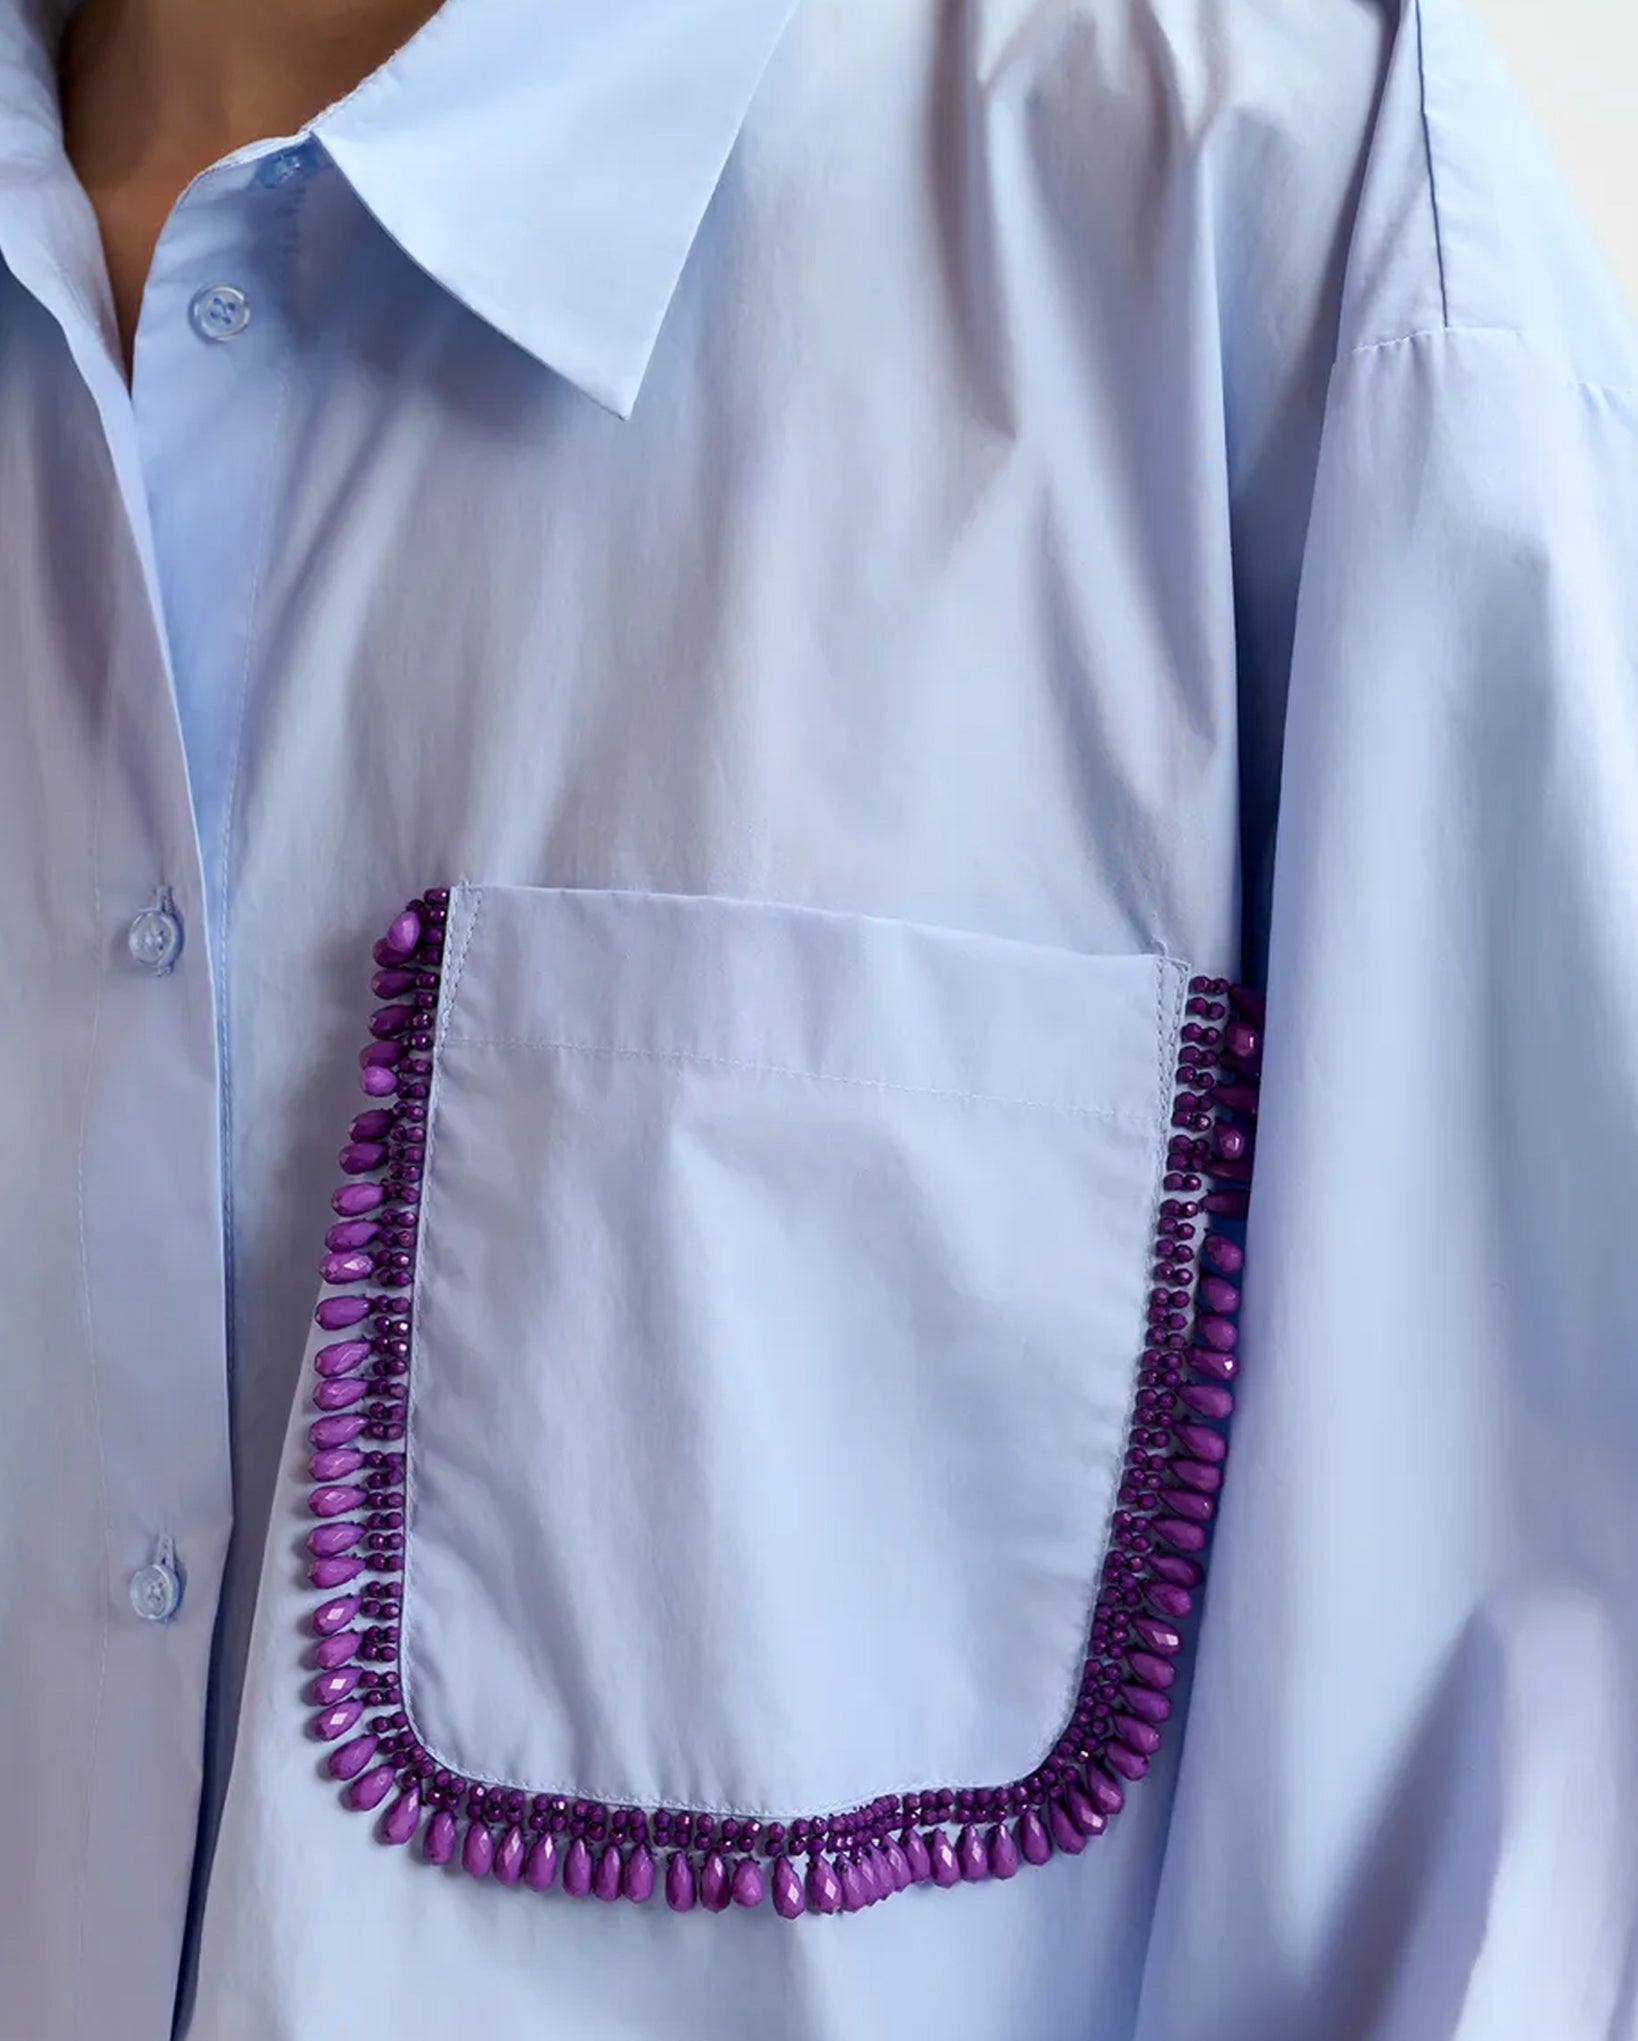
[{"x1": 1335, "y1": 320, "x2": 1638, "y2": 399}]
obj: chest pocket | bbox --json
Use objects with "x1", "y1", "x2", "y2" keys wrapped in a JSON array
[{"x1": 301, "y1": 885, "x2": 1258, "y2": 1916}]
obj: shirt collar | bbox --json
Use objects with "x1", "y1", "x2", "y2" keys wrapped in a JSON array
[
  {"x1": 0, "y1": 0, "x2": 802, "y2": 418},
  {"x1": 312, "y1": 0, "x2": 802, "y2": 416}
]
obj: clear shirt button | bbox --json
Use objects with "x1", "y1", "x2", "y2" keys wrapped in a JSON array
[
  {"x1": 130, "y1": 1545, "x2": 182, "y2": 1623},
  {"x1": 128, "y1": 890, "x2": 184, "y2": 974}
]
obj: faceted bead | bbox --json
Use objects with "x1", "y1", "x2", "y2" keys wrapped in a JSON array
[
  {"x1": 315, "y1": 1340, "x2": 372, "y2": 1379},
  {"x1": 386, "y1": 909, "x2": 422, "y2": 956},
  {"x1": 772, "y1": 1856, "x2": 805, "y2": 1918},
  {"x1": 1129, "y1": 1650, "x2": 1177, "y2": 1689},
  {"x1": 1204, "y1": 1190, "x2": 1250, "y2": 1218},
  {"x1": 699, "y1": 1851, "x2": 730, "y2": 1912},
  {"x1": 807, "y1": 1856, "x2": 843, "y2": 1915},
  {"x1": 308, "y1": 1522, "x2": 363, "y2": 1557},
  {"x1": 310, "y1": 1484, "x2": 366, "y2": 1517},
  {"x1": 1106, "y1": 1743, "x2": 1151, "y2": 1782},
  {"x1": 321, "y1": 1251, "x2": 376, "y2": 1288},
  {"x1": 315, "y1": 1294, "x2": 370, "y2": 1330},
  {"x1": 1151, "y1": 1553, "x2": 1205, "y2": 1588},
  {"x1": 988, "y1": 1823, "x2": 1019, "y2": 1879},
  {"x1": 839, "y1": 1858, "x2": 868, "y2": 1912},
  {"x1": 314, "y1": 1380, "x2": 370, "y2": 1413},
  {"x1": 327, "y1": 1219, "x2": 380, "y2": 1251},
  {"x1": 1197, "y1": 1315, "x2": 1238, "y2": 1352},
  {"x1": 338, "y1": 1143, "x2": 387, "y2": 1178},
  {"x1": 1113, "y1": 1714, "x2": 1162, "y2": 1756},
  {"x1": 623, "y1": 1843, "x2": 656, "y2": 1903},
  {"x1": 1083, "y1": 1769, "x2": 1126, "y2": 1818},
  {"x1": 327, "y1": 1732, "x2": 378, "y2": 1780},
  {"x1": 563, "y1": 1837, "x2": 593, "y2": 1897},
  {"x1": 369, "y1": 1005, "x2": 416, "y2": 1040},
  {"x1": 1189, "y1": 1346, "x2": 1239, "y2": 1386},
  {"x1": 313, "y1": 1595, "x2": 361, "y2": 1636},
  {"x1": 308, "y1": 1665, "x2": 362, "y2": 1706},
  {"x1": 1181, "y1": 1382, "x2": 1235, "y2": 1419},
  {"x1": 731, "y1": 1858, "x2": 765, "y2": 1908},
  {"x1": 1146, "y1": 1584, "x2": 1194, "y2": 1620},
  {"x1": 1166, "y1": 1488, "x2": 1216, "y2": 1523},
  {"x1": 665, "y1": 1850, "x2": 697, "y2": 1912},
  {"x1": 1174, "y1": 1423, "x2": 1227, "y2": 1463},
  {"x1": 525, "y1": 1832, "x2": 560, "y2": 1890},
  {"x1": 957, "y1": 1826, "x2": 988, "y2": 1882},
  {"x1": 371, "y1": 969, "x2": 418, "y2": 997},
  {"x1": 1016, "y1": 1809, "x2": 1052, "y2": 1866},
  {"x1": 312, "y1": 1699, "x2": 364, "y2": 1741},
  {"x1": 1202, "y1": 1233, "x2": 1245, "y2": 1276},
  {"x1": 331, "y1": 1183, "x2": 386, "y2": 1220},
  {"x1": 1136, "y1": 1617, "x2": 1183, "y2": 1654},
  {"x1": 1064, "y1": 1780, "x2": 1107, "y2": 1838},
  {"x1": 309, "y1": 1556, "x2": 365, "y2": 1588},
  {"x1": 346, "y1": 1762, "x2": 396, "y2": 1812},
  {"x1": 360, "y1": 1066, "x2": 398, "y2": 1098},
  {"x1": 424, "y1": 1809, "x2": 457, "y2": 1865},
  {"x1": 1224, "y1": 1022, "x2": 1260, "y2": 1062},
  {"x1": 1198, "y1": 1276, "x2": 1241, "y2": 1315},
  {"x1": 382, "y1": 1786, "x2": 421, "y2": 1845},
  {"x1": 1156, "y1": 1517, "x2": 1208, "y2": 1553},
  {"x1": 309, "y1": 1414, "x2": 368, "y2": 1450},
  {"x1": 1048, "y1": 1798, "x2": 1088, "y2": 1855},
  {"x1": 1122, "y1": 1684, "x2": 1172, "y2": 1725},
  {"x1": 592, "y1": 1841, "x2": 623, "y2": 1900},
  {"x1": 901, "y1": 1828, "x2": 932, "y2": 1883},
  {"x1": 929, "y1": 1830, "x2": 960, "y2": 1888},
  {"x1": 314, "y1": 1630, "x2": 361, "y2": 1670},
  {"x1": 883, "y1": 1839, "x2": 911, "y2": 1892},
  {"x1": 1170, "y1": 1458, "x2": 1222, "y2": 1495}
]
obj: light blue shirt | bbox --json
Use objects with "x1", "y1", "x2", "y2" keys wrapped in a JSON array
[{"x1": 2, "y1": 1, "x2": 1637, "y2": 2037}]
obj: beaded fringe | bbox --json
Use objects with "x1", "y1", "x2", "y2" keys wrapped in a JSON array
[{"x1": 302, "y1": 894, "x2": 1264, "y2": 1918}]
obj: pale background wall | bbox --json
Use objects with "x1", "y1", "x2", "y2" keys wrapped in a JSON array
[{"x1": 1470, "y1": 0, "x2": 1638, "y2": 313}]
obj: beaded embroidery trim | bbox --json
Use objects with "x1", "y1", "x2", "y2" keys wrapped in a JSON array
[{"x1": 301, "y1": 890, "x2": 1264, "y2": 1917}]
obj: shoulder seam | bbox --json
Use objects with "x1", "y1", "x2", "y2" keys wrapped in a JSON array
[
  {"x1": 1335, "y1": 321, "x2": 1638, "y2": 399},
  {"x1": 1414, "y1": 0, "x2": 1451, "y2": 329}
]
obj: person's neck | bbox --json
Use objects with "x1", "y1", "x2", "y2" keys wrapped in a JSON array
[{"x1": 58, "y1": 0, "x2": 446, "y2": 189}]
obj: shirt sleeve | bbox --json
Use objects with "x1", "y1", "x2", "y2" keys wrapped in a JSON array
[{"x1": 1135, "y1": 10, "x2": 1638, "y2": 2038}]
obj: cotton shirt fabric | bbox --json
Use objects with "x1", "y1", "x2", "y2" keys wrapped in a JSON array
[{"x1": 3, "y1": 0, "x2": 1638, "y2": 2037}]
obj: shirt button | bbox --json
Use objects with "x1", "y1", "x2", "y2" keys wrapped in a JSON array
[
  {"x1": 130, "y1": 1560, "x2": 182, "y2": 1622},
  {"x1": 257, "y1": 143, "x2": 313, "y2": 187},
  {"x1": 128, "y1": 892, "x2": 184, "y2": 974},
  {"x1": 189, "y1": 282, "x2": 251, "y2": 341}
]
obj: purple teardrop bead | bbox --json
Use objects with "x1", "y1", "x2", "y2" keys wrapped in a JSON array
[
  {"x1": 309, "y1": 1484, "x2": 365, "y2": 1518},
  {"x1": 492, "y1": 1826, "x2": 526, "y2": 1885},
  {"x1": 1174, "y1": 1423, "x2": 1227, "y2": 1462},
  {"x1": 1136, "y1": 1617, "x2": 1183, "y2": 1654},
  {"x1": 807, "y1": 1856, "x2": 843, "y2": 1915},
  {"x1": 901, "y1": 1828, "x2": 933, "y2": 1883},
  {"x1": 386, "y1": 909, "x2": 422, "y2": 956},
  {"x1": 1170, "y1": 1458, "x2": 1222, "y2": 1495},
  {"x1": 309, "y1": 1556, "x2": 365, "y2": 1589},
  {"x1": 1197, "y1": 1314, "x2": 1238, "y2": 1352},
  {"x1": 883, "y1": 1839, "x2": 911, "y2": 1892},
  {"x1": 326, "y1": 1731, "x2": 377, "y2": 1780},
  {"x1": 623, "y1": 1843, "x2": 656, "y2": 1903},
  {"x1": 1181, "y1": 1382, "x2": 1235, "y2": 1420},
  {"x1": 929, "y1": 1830, "x2": 960, "y2": 1888},
  {"x1": 369, "y1": 1005, "x2": 415, "y2": 1040},
  {"x1": 423, "y1": 1808, "x2": 457, "y2": 1865},
  {"x1": 308, "y1": 1522, "x2": 362, "y2": 1557},
  {"x1": 839, "y1": 1858, "x2": 867, "y2": 1912},
  {"x1": 314, "y1": 1630, "x2": 360, "y2": 1670},
  {"x1": 1082, "y1": 1769, "x2": 1127, "y2": 1818},
  {"x1": 592, "y1": 1841, "x2": 622, "y2": 1901},
  {"x1": 327, "y1": 1219, "x2": 380, "y2": 1253},
  {"x1": 699, "y1": 1851, "x2": 730, "y2": 1912},
  {"x1": 1048, "y1": 1798, "x2": 1088, "y2": 1856},
  {"x1": 1157, "y1": 1516, "x2": 1209, "y2": 1553},
  {"x1": 664, "y1": 1850, "x2": 696, "y2": 1912},
  {"x1": 1106, "y1": 1743, "x2": 1151, "y2": 1782},
  {"x1": 1166, "y1": 1488, "x2": 1216, "y2": 1524},
  {"x1": 1151, "y1": 1553, "x2": 1205, "y2": 1588},
  {"x1": 1122, "y1": 1684, "x2": 1172, "y2": 1725},
  {"x1": 309, "y1": 1413, "x2": 368, "y2": 1450},
  {"x1": 773, "y1": 1856, "x2": 806, "y2": 1918},
  {"x1": 525, "y1": 1833, "x2": 560, "y2": 1890},
  {"x1": 1202, "y1": 1233, "x2": 1245, "y2": 1275},
  {"x1": 330, "y1": 1183, "x2": 385, "y2": 1220},
  {"x1": 1198, "y1": 1275, "x2": 1241, "y2": 1314},
  {"x1": 957, "y1": 1825, "x2": 989, "y2": 1882},
  {"x1": 345, "y1": 1763, "x2": 396, "y2": 1812},
  {"x1": 315, "y1": 1340, "x2": 372, "y2": 1379},
  {"x1": 312, "y1": 1699, "x2": 363, "y2": 1741},
  {"x1": 314, "y1": 1380, "x2": 370, "y2": 1413},
  {"x1": 563, "y1": 1837, "x2": 593, "y2": 1897},
  {"x1": 314, "y1": 1294, "x2": 370, "y2": 1330},
  {"x1": 321, "y1": 1250, "x2": 376, "y2": 1284},
  {"x1": 731, "y1": 1858, "x2": 765, "y2": 1909},
  {"x1": 308, "y1": 1664, "x2": 361, "y2": 1705},
  {"x1": 1016, "y1": 1809, "x2": 1053, "y2": 1866},
  {"x1": 1114, "y1": 1714, "x2": 1163, "y2": 1757},
  {"x1": 1129, "y1": 1649, "x2": 1177, "y2": 1689},
  {"x1": 1064, "y1": 1780, "x2": 1108, "y2": 1837},
  {"x1": 352, "y1": 1108, "x2": 396, "y2": 1141},
  {"x1": 988, "y1": 1824, "x2": 1019, "y2": 1879},
  {"x1": 360, "y1": 1065, "x2": 398, "y2": 1098},
  {"x1": 382, "y1": 1785, "x2": 421, "y2": 1846},
  {"x1": 312, "y1": 1594, "x2": 361, "y2": 1636}
]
